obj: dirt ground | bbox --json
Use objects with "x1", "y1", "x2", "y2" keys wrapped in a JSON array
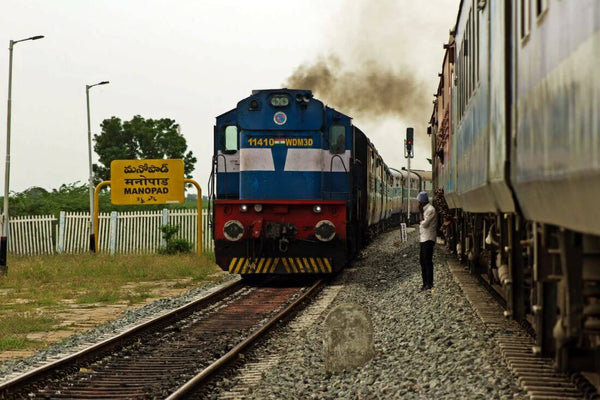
[{"x1": 0, "y1": 273, "x2": 227, "y2": 362}]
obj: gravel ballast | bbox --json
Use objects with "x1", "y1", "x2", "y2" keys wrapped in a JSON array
[{"x1": 227, "y1": 230, "x2": 527, "y2": 399}]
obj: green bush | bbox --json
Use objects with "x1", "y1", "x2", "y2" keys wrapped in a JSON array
[{"x1": 158, "y1": 225, "x2": 192, "y2": 255}]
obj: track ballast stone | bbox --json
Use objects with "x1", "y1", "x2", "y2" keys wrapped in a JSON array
[{"x1": 237, "y1": 230, "x2": 527, "y2": 399}]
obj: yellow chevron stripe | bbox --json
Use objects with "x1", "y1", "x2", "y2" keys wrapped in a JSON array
[
  {"x1": 290, "y1": 258, "x2": 299, "y2": 273},
  {"x1": 262, "y1": 259, "x2": 269, "y2": 274},
  {"x1": 281, "y1": 258, "x2": 291, "y2": 273},
  {"x1": 256, "y1": 258, "x2": 265, "y2": 273},
  {"x1": 270, "y1": 258, "x2": 278, "y2": 273},
  {"x1": 300, "y1": 258, "x2": 309, "y2": 273},
  {"x1": 229, "y1": 258, "x2": 238, "y2": 273},
  {"x1": 241, "y1": 259, "x2": 251, "y2": 274},
  {"x1": 295, "y1": 258, "x2": 305, "y2": 273},
  {"x1": 324, "y1": 258, "x2": 332, "y2": 273},
  {"x1": 309, "y1": 257, "x2": 319, "y2": 273},
  {"x1": 234, "y1": 258, "x2": 245, "y2": 274},
  {"x1": 261, "y1": 258, "x2": 268, "y2": 273},
  {"x1": 315, "y1": 257, "x2": 326, "y2": 273},
  {"x1": 302, "y1": 258, "x2": 314, "y2": 273}
]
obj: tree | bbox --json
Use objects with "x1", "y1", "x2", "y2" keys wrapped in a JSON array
[
  {"x1": 93, "y1": 115, "x2": 197, "y2": 182},
  {"x1": 5, "y1": 182, "x2": 112, "y2": 217}
]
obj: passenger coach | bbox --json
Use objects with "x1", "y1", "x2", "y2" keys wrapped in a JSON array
[{"x1": 429, "y1": 0, "x2": 600, "y2": 374}]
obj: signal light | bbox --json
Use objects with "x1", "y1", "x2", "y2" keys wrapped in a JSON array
[{"x1": 406, "y1": 128, "x2": 414, "y2": 152}]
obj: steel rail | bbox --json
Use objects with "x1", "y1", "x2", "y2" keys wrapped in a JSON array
[
  {"x1": 0, "y1": 279, "x2": 244, "y2": 394},
  {"x1": 166, "y1": 278, "x2": 325, "y2": 400},
  {"x1": 445, "y1": 251, "x2": 599, "y2": 399}
]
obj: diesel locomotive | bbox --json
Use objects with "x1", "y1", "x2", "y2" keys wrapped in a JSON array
[
  {"x1": 210, "y1": 89, "x2": 428, "y2": 277},
  {"x1": 429, "y1": 0, "x2": 600, "y2": 373}
]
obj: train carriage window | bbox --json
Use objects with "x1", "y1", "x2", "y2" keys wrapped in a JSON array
[
  {"x1": 329, "y1": 125, "x2": 345, "y2": 154},
  {"x1": 224, "y1": 126, "x2": 238, "y2": 152},
  {"x1": 535, "y1": 0, "x2": 548, "y2": 19},
  {"x1": 520, "y1": 0, "x2": 531, "y2": 40}
]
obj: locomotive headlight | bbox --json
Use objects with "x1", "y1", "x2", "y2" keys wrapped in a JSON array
[
  {"x1": 313, "y1": 205, "x2": 322, "y2": 213},
  {"x1": 223, "y1": 220, "x2": 244, "y2": 241},
  {"x1": 315, "y1": 220, "x2": 336, "y2": 242},
  {"x1": 240, "y1": 204, "x2": 248, "y2": 212},
  {"x1": 254, "y1": 204, "x2": 263, "y2": 212}
]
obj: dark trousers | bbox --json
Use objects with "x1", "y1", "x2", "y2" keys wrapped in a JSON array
[{"x1": 420, "y1": 240, "x2": 435, "y2": 287}]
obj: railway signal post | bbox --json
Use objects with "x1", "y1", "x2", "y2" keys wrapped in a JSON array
[{"x1": 405, "y1": 127, "x2": 414, "y2": 224}]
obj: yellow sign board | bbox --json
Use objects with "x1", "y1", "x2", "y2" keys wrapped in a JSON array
[{"x1": 110, "y1": 159, "x2": 185, "y2": 205}]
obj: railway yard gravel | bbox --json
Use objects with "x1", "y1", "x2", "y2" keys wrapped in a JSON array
[
  {"x1": 215, "y1": 230, "x2": 528, "y2": 400},
  {"x1": 1, "y1": 230, "x2": 529, "y2": 399}
]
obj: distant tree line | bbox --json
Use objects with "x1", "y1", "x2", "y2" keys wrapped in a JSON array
[
  {"x1": 4, "y1": 183, "x2": 104, "y2": 217},
  {"x1": 2, "y1": 183, "x2": 202, "y2": 218}
]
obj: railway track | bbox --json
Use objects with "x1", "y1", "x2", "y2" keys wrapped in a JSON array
[
  {"x1": 445, "y1": 252, "x2": 599, "y2": 399},
  {"x1": 0, "y1": 277, "x2": 324, "y2": 399}
]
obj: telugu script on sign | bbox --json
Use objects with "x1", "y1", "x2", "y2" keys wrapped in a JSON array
[{"x1": 110, "y1": 159, "x2": 185, "y2": 205}]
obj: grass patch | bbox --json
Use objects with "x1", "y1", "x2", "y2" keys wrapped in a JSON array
[
  {"x1": 0, "y1": 252, "x2": 222, "y2": 352},
  {"x1": 76, "y1": 289, "x2": 120, "y2": 304},
  {"x1": 125, "y1": 288, "x2": 153, "y2": 305},
  {"x1": 171, "y1": 281, "x2": 190, "y2": 289},
  {"x1": 0, "y1": 336, "x2": 43, "y2": 351},
  {"x1": 0, "y1": 314, "x2": 56, "y2": 335}
]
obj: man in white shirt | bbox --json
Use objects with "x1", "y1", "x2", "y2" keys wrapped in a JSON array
[{"x1": 418, "y1": 192, "x2": 437, "y2": 291}]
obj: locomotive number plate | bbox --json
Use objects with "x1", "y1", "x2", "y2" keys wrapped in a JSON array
[{"x1": 247, "y1": 137, "x2": 314, "y2": 147}]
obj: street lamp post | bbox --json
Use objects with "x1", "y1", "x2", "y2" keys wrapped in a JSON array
[
  {"x1": 86, "y1": 81, "x2": 109, "y2": 253},
  {"x1": 1, "y1": 35, "x2": 44, "y2": 274}
]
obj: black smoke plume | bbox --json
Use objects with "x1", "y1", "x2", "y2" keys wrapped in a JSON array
[{"x1": 284, "y1": 54, "x2": 428, "y2": 122}]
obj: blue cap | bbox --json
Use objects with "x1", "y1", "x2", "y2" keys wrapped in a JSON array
[{"x1": 417, "y1": 191, "x2": 429, "y2": 204}]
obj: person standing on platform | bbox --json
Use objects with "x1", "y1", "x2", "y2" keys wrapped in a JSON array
[{"x1": 417, "y1": 192, "x2": 437, "y2": 291}]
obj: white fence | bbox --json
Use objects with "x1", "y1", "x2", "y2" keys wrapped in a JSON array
[{"x1": 1, "y1": 209, "x2": 213, "y2": 256}]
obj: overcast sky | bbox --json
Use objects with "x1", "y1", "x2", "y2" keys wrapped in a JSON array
[{"x1": 0, "y1": 0, "x2": 459, "y2": 194}]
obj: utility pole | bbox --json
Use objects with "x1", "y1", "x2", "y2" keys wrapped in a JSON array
[
  {"x1": 404, "y1": 127, "x2": 414, "y2": 224},
  {"x1": 86, "y1": 81, "x2": 109, "y2": 252},
  {"x1": 1, "y1": 35, "x2": 44, "y2": 274}
]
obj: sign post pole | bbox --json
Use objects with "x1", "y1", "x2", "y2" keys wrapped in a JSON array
[
  {"x1": 185, "y1": 179, "x2": 202, "y2": 255},
  {"x1": 93, "y1": 181, "x2": 111, "y2": 252}
]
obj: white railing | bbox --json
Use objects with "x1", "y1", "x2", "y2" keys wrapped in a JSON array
[
  {"x1": 0, "y1": 214, "x2": 57, "y2": 255},
  {"x1": 1, "y1": 209, "x2": 213, "y2": 256}
]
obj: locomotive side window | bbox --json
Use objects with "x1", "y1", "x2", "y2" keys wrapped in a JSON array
[
  {"x1": 330, "y1": 125, "x2": 345, "y2": 154},
  {"x1": 224, "y1": 126, "x2": 238, "y2": 152}
]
